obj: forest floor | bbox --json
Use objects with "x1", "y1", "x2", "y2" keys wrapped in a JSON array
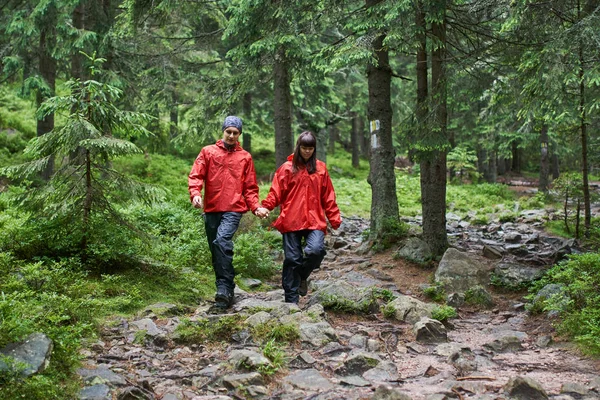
[{"x1": 80, "y1": 181, "x2": 600, "y2": 400}]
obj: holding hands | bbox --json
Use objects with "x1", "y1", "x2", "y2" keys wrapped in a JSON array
[
  {"x1": 255, "y1": 207, "x2": 270, "y2": 219},
  {"x1": 192, "y1": 195, "x2": 204, "y2": 209}
]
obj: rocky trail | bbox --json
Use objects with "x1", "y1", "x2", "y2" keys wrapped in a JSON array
[{"x1": 72, "y1": 213, "x2": 600, "y2": 400}]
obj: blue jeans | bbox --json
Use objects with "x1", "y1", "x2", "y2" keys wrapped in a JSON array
[
  {"x1": 282, "y1": 230, "x2": 326, "y2": 303},
  {"x1": 204, "y1": 212, "x2": 242, "y2": 293}
]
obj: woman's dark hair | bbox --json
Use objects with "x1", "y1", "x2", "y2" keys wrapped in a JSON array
[{"x1": 292, "y1": 131, "x2": 317, "y2": 174}]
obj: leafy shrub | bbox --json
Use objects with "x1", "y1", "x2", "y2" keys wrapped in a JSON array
[
  {"x1": 422, "y1": 284, "x2": 446, "y2": 302},
  {"x1": 431, "y1": 305, "x2": 457, "y2": 322},
  {"x1": 259, "y1": 339, "x2": 287, "y2": 376},
  {"x1": 528, "y1": 252, "x2": 600, "y2": 355},
  {"x1": 233, "y1": 230, "x2": 278, "y2": 280}
]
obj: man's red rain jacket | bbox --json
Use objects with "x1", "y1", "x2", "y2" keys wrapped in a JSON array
[
  {"x1": 262, "y1": 155, "x2": 342, "y2": 234},
  {"x1": 188, "y1": 140, "x2": 260, "y2": 213}
]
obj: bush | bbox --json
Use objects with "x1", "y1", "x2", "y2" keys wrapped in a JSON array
[
  {"x1": 431, "y1": 305, "x2": 457, "y2": 322},
  {"x1": 528, "y1": 252, "x2": 600, "y2": 355},
  {"x1": 233, "y1": 230, "x2": 278, "y2": 281}
]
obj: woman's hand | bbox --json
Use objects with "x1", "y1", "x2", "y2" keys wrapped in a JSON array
[{"x1": 192, "y1": 195, "x2": 204, "y2": 209}]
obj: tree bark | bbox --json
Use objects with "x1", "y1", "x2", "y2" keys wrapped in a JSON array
[
  {"x1": 577, "y1": 0, "x2": 591, "y2": 235},
  {"x1": 420, "y1": 0, "x2": 448, "y2": 258},
  {"x1": 37, "y1": 12, "x2": 57, "y2": 180},
  {"x1": 328, "y1": 124, "x2": 338, "y2": 154},
  {"x1": 242, "y1": 92, "x2": 252, "y2": 153},
  {"x1": 273, "y1": 47, "x2": 294, "y2": 168},
  {"x1": 170, "y1": 90, "x2": 178, "y2": 139},
  {"x1": 71, "y1": 3, "x2": 85, "y2": 81},
  {"x1": 351, "y1": 111, "x2": 360, "y2": 168},
  {"x1": 539, "y1": 123, "x2": 550, "y2": 193},
  {"x1": 366, "y1": 22, "x2": 399, "y2": 240},
  {"x1": 511, "y1": 141, "x2": 520, "y2": 173}
]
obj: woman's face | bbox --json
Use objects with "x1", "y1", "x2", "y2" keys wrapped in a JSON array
[
  {"x1": 300, "y1": 146, "x2": 315, "y2": 162},
  {"x1": 222, "y1": 127, "x2": 241, "y2": 145}
]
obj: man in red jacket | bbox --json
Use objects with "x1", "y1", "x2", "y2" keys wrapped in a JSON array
[{"x1": 188, "y1": 116, "x2": 269, "y2": 311}]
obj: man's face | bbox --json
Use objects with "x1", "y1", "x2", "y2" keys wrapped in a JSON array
[{"x1": 222, "y1": 127, "x2": 241, "y2": 145}]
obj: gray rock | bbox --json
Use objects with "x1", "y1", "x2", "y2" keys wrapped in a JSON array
[
  {"x1": 289, "y1": 351, "x2": 316, "y2": 369},
  {"x1": 387, "y1": 295, "x2": 435, "y2": 324},
  {"x1": 448, "y1": 348, "x2": 478, "y2": 375},
  {"x1": 504, "y1": 376, "x2": 548, "y2": 399},
  {"x1": 536, "y1": 335, "x2": 553, "y2": 348},
  {"x1": 339, "y1": 375, "x2": 371, "y2": 387},
  {"x1": 284, "y1": 368, "x2": 334, "y2": 391},
  {"x1": 79, "y1": 384, "x2": 111, "y2": 400},
  {"x1": 0, "y1": 332, "x2": 53, "y2": 377},
  {"x1": 395, "y1": 237, "x2": 433, "y2": 265},
  {"x1": 435, "y1": 248, "x2": 493, "y2": 293},
  {"x1": 494, "y1": 262, "x2": 545, "y2": 287},
  {"x1": 560, "y1": 382, "x2": 589, "y2": 396},
  {"x1": 413, "y1": 317, "x2": 448, "y2": 344},
  {"x1": 130, "y1": 318, "x2": 161, "y2": 337},
  {"x1": 222, "y1": 372, "x2": 264, "y2": 389},
  {"x1": 482, "y1": 245, "x2": 503, "y2": 259},
  {"x1": 299, "y1": 321, "x2": 337, "y2": 347},
  {"x1": 320, "y1": 341, "x2": 350, "y2": 356},
  {"x1": 335, "y1": 352, "x2": 381, "y2": 376},
  {"x1": 307, "y1": 281, "x2": 379, "y2": 313},
  {"x1": 483, "y1": 331, "x2": 527, "y2": 353},
  {"x1": 446, "y1": 292, "x2": 465, "y2": 308},
  {"x1": 77, "y1": 365, "x2": 127, "y2": 387},
  {"x1": 239, "y1": 278, "x2": 262, "y2": 289},
  {"x1": 245, "y1": 311, "x2": 274, "y2": 327},
  {"x1": 371, "y1": 385, "x2": 412, "y2": 400},
  {"x1": 228, "y1": 349, "x2": 272, "y2": 370}
]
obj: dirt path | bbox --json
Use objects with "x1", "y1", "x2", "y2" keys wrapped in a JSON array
[{"x1": 79, "y1": 217, "x2": 600, "y2": 400}]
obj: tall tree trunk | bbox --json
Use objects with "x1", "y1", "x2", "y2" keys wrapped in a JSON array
[
  {"x1": 488, "y1": 151, "x2": 497, "y2": 183},
  {"x1": 242, "y1": 92, "x2": 252, "y2": 153},
  {"x1": 366, "y1": 16, "x2": 399, "y2": 240},
  {"x1": 539, "y1": 123, "x2": 550, "y2": 193},
  {"x1": 317, "y1": 129, "x2": 327, "y2": 163},
  {"x1": 351, "y1": 111, "x2": 360, "y2": 168},
  {"x1": 328, "y1": 124, "x2": 338, "y2": 154},
  {"x1": 551, "y1": 151, "x2": 560, "y2": 179},
  {"x1": 359, "y1": 116, "x2": 369, "y2": 158},
  {"x1": 511, "y1": 141, "x2": 520, "y2": 173},
  {"x1": 71, "y1": 3, "x2": 85, "y2": 81},
  {"x1": 170, "y1": 91, "x2": 178, "y2": 139},
  {"x1": 577, "y1": 3, "x2": 591, "y2": 235},
  {"x1": 81, "y1": 149, "x2": 92, "y2": 261},
  {"x1": 273, "y1": 47, "x2": 294, "y2": 168},
  {"x1": 37, "y1": 14, "x2": 57, "y2": 180},
  {"x1": 497, "y1": 157, "x2": 506, "y2": 175},
  {"x1": 420, "y1": 0, "x2": 448, "y2": 258},
  {"x1": 415, "y1": 0, "x2": 427, "y2": 163}
]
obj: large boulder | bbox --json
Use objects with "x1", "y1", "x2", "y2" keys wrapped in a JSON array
[
  {"x1": 386, "y1": 295, "x2": 435, "y2": 325},
  {"x1": 434, "y1": 248, "x2": 493, "y2": 293},
  {"x1": 0, "y1": 332, "x2": 53, "y2": 377}
]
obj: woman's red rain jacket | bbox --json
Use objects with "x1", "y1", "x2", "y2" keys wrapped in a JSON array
[
  {"x1": 188, "y1": 140, "x2": 260, "y2": 213},
  {"x1": 262, "y1": 155, "x2": 342, "y2": 234}
]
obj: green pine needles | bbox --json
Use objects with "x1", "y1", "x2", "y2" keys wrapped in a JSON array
[{"x1": 1, "y1": 54, "x2": 163, "y2": 265}]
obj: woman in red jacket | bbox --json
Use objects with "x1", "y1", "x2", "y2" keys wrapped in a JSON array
[{"x1": 262, "y1": 131, "x2": 342, "y2": 304}]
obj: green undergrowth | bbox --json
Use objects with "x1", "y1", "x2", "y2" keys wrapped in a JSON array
[{"x1": 528, "y1": 252, "x2": 600, "y2": 355}]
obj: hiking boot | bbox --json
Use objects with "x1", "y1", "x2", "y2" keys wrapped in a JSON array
[
  {"x1": 215, "y1": 288, "x2": 234, "y2": 307},
  {"x1": 299, "y1": 279, "x2": 308, "y2": 296}
]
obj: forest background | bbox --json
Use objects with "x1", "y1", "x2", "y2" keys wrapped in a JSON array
[{"x1": 0, "y1": 0, "x2": 599, "y2": 398}]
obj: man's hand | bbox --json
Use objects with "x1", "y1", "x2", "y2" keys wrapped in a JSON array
[
  {"x1": 192, "y1": 195, "x2": 204, "y2": 209},
  {"x1": 254, "y1": 207, "x2": 269, "y2": 219}
]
